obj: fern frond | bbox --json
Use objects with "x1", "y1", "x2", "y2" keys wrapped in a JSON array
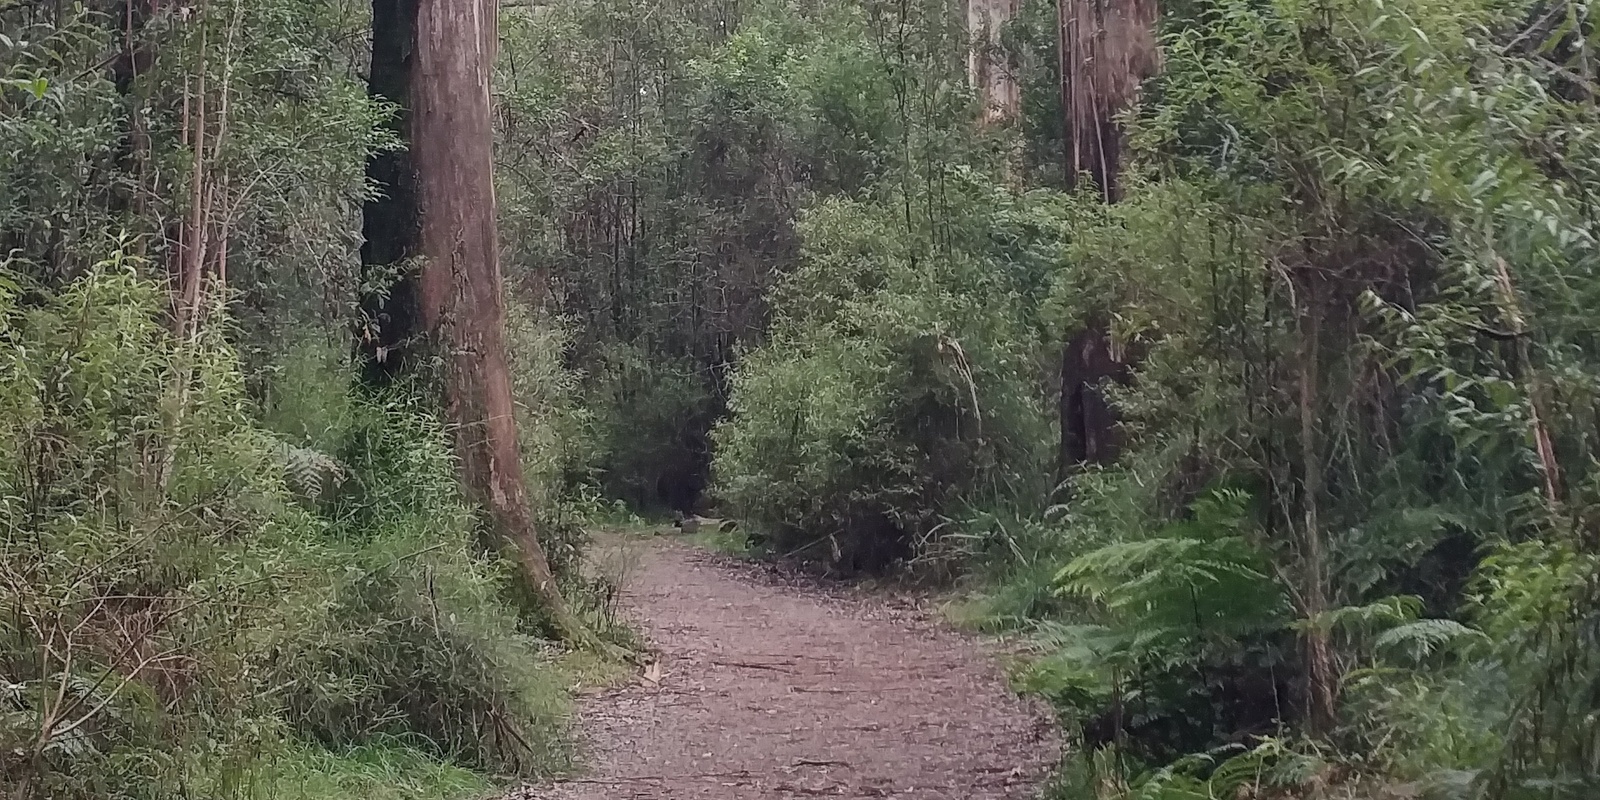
[
  {"x1": 1306, "y1": 595, "x2": 1423, "y2": 635},
  {"x1": 1053, "y1": 534, "x2": 1287, "y2": 636},
  {"x1": 269, "y1": 436, "x2": 348, "y2": 501},
  {"x1": 1375, "y1": 619, "x2": 1488, "y2": 663}
]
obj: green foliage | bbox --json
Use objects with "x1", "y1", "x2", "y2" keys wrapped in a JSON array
[
  {"x1": 0, "y1": 12, "x2": 125, "y2": 275},
  {"x1": 0, "y1": 262, "x2": 244, "y2": 795},
  {"x1": 1000, "y1": 0, "x2": 1600, "y2": 786},
  {"x1": 713, "y1": 177, "x2": 1060, "y2": 570},
  {"x1": 1007, "y1": 488, "x2": 1296, "y2": 767},
  {"x1": 1373, "y1": 619, "x2": 1487, "y2": 665},
  {"x1": 1053, "y1": 489, "x2": 1287, "y2": 637},
  {"x1": 269, "y1": 398, "x2": 571, "y2": 777},
  {"x1": 506, "y1": 304, "x2": 600, "y2": 507},
  {"x1": 246, "y1": 741, "x2": 492, "y2": 800},
  {"x1": 0, "y1": 256, "x2": 290, "y2": 800},
  {"x1": 0, "y1": 259, "x2": 572, "y2": 797},
  {"x1": 505, "y1": 303, "x2": 604, "y2": 576},
  {"x1": 14, "y1": 0, "x2": 1600, "y2": 796},
  {"x1": 0, "y1": 0, "x2": 639, "y2": 797},
  {"x1": 496, "y1": 0, "x2": 1003, "y2": 521},
  {"x1": 583, "y1": 343, "x2": 715, "y2": 513}
]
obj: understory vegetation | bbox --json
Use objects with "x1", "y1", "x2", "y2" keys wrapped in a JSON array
[
  {"x1": 6, "y1": 0, "x2": 1600, "y2": 797},
  {"x1": 1, "y1": 2, "x2": 604, "y2": 797},
  {"x1": 496, "y1": 0, "x2": 1600, "y2": 797}
]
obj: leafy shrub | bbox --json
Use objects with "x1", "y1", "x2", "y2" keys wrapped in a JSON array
[
  {"x1": 0, "y1": 15, "x2": 125, "y2": 281},
  {"x1": 586, "y1": 342, "x2": 717, "y2": 515},
  {"x1": 0, "y1": 255, "x2": 300, "y2": 798},
  {"x1": 1, "y1": 2, "x2": 584, "y2": 796},
  {"x1": 504, "y1": 303, "x2": 603, "y2": 575},
  {"x1": 713, "y1": 177, "x2": 1063, "y2": 572},
  {"x1": 505, "y1": 304, "x2": 600, "y2": 509},
  {"x1": 258, "y1": 335, "x2": 574, "y2": 777},
  {"x1": 0, "y1": 254, "x2": 572, "y2": 799},
  {"x1": 1016, "y1": 488, "x2": 1294, "y2": 761}
]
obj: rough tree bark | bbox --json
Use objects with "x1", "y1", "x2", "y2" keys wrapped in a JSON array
[
  {"x1": 363, "y1": 0, "x2": 602, "y2": 651},
  {"x1": 1056, "y1": 0, "x2": 1158, "y2": 200},
  {"x1": 1054, "y1": 0, "x2": 1159, "y2": 480}
]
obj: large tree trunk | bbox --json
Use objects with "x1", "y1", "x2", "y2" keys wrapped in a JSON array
[
  {"x1": 967, "y1": 0, "x2": 1021, "y2": 126},
  {"x1": 363, "y1": 0, "x2": 600, "y2": 651},
  {"x1": 1056, "y1": 0, "x2": 1158, "y2": 200},
  {"x1": 1054, "y1": 0, "x2": 1159, "y2": 483}
]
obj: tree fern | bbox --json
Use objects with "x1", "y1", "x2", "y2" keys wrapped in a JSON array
[
  {"x1": 1375, "y1": 619, "x2": 1488, "y2": 664},
  {"x1": 1307, "y1": 595, "x2": 1423, "y2": 637}
]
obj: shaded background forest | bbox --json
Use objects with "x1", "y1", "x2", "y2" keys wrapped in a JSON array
[{"x1": 4, "y1": 0, "x2": 1600, "y2": 798}]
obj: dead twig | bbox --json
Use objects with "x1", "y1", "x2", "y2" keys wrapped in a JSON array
[
  {"x1": 711, "y1": 659, "x2": 797, "y2": 672},
  {"x1": 559, "y1": 770, "x2": 754, "y2": 785},
  {"x1": 792, "y1": 757, "x2": 852, "y2": 768}
]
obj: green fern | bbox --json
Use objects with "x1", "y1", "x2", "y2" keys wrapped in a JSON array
[
  {"x1": 1375, "y1": 619, "x2": 1488, "y2": 663},
  {"x1": 273, "y1": 436, "x2": 348, "y2": 502},
  {"x1": 1052, "y1": 490, "x2": 1288, "y2": 638},
  {"x1": 1307, "y1": 595, "x2": 1424, "y2": 636}
]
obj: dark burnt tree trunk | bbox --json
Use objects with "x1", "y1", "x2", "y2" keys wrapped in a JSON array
[
  {"x1": 362, "y1": 0, "x2": 597, "y2": 649},
  {"x1": 1059, "y1": 321, "x2": 1128, "y2": 475},
  {"x1": 360, "y1": 0, "x2": 422, "y2": 383}
]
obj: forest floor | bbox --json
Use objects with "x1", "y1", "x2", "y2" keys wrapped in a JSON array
[{"x1": 516, "y1": 532, "x2": 1058, "y2": 800}]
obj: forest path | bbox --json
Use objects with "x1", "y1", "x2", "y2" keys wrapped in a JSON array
[{"x1": 521, "y1": 533, "x2": 1057, "y2": 799}]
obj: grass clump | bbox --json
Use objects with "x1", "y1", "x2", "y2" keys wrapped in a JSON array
[{"x1": 246, "y1": 741, "x2": 493, "y2": 800}]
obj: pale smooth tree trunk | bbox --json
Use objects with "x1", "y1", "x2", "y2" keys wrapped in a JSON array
[{"x1": 967, "y1": 0, "x2": 1021, "y2": 126}]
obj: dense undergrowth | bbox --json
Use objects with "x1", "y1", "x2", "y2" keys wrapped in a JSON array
[
  {"x1": 506, "y1": 1, "x2": 1600, "y2": 798},
  {"x1": 715, "y1": 183, "x2": 1063, "y2": 572},
  {"x1": 0, "y1": 259, "x2": 585, "y2": 798},
  {"x1": 10, "y1": 0, "x2": 1600, "y2": 797},
  {"x1": 0, "y1": 3, "x2": 618, "y2": 797}
]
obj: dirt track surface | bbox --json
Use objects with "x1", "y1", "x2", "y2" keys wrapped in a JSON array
[{"x1": 522, "y1": 535, "x2": 1056, "y2": 799}]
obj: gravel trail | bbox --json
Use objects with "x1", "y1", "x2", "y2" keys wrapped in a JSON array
[{"x1": 524, "y1": 535, "x2": 1057, "y2": 799}]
